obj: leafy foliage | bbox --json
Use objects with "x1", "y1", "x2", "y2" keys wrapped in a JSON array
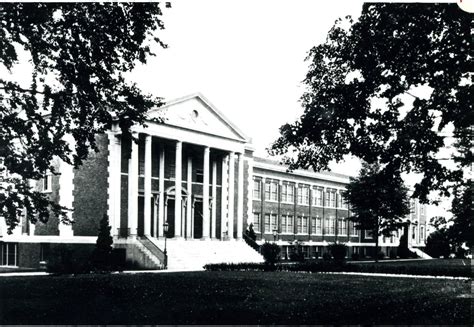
[
  {"x1": 270, "y1": 3, "x2": 472, "y2": 203},
  {"x1": 91, "y1": 213, "x2": 113, "y2": 271},
  {"x1": 260, "y1": 242, "x2": 280, "y2": 265},
  {"x1": 0, "y1": 3, "x2": 168, "y2": 232},
  {"x1": 425, "y1": 229, "x2": 451, "y2": 258},
  {"x1": 343, "y1": 162, "x2": 410, "y2": 260},
  {"x1": 328, "y1": 242, "x2": 348, "y2": 262}
]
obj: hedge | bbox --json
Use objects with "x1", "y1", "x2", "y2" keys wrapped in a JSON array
[{"x1": 204, "y1": 261, "x2": 472, "y2": 278}]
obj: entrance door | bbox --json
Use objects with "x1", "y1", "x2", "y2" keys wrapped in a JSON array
[
  {"x1": 193, "y1": 201, "x2": 203, "y2": 239},
  {"x1": 167, "y1": 199, "x2": 175, "y2": 237}
]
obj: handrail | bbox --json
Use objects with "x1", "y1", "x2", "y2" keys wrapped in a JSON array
[
  {"x1": 138, "y1": 236, "x2": 167, "y2": 267},
  {"x1": 243, "y1": 232, "x2": 261, "y2": 253}
]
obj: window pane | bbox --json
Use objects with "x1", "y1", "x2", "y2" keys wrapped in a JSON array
[{"x1": 265, "y1": 214, "x2": 270, "y2": 232}]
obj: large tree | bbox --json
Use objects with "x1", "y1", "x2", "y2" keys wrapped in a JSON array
[
  {"x1": 0, "y1": 3, "x2": 169, "y2": 232},
  {"x1": 343, "y1": 162, "x2": 410, "y2": 261},
  {"x1": 271, "y1": 3, "x2": 472, "y2": 203}
]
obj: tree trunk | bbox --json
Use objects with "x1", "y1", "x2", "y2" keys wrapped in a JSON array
[{"x1": 375, "y1": 218, "x2": 380, "y2": 263}]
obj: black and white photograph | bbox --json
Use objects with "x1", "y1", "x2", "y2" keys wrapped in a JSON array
[{"x1": 0, "y1": 0, "x2": 472, "y2": 325}]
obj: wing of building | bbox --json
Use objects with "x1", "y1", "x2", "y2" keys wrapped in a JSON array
[{"x1": 0, "y1": 93, "x2": 429, "y2": 269}]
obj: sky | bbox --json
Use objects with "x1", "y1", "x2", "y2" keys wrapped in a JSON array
[
  {"x1": 128, "y1": 0, "x2": 365, "y2": 173},
  {"x1": 126, "y1": 0, "x2": 466, "y2": 219}
]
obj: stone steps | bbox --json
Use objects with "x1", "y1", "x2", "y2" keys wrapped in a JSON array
[{"x1": 149, "y1": 238, "x2": 264, "y2": 270}]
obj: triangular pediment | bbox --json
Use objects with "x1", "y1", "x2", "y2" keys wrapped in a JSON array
[{"x1": 147, "y1": 93, "x2": 248, "y2": 142}]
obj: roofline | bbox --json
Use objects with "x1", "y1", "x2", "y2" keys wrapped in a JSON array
[
  {"x1": 147, "y1": 92, "x2": 251, "y2": 143},
  {"x1": 253, "y1": 156, "x2": 352, "y2": 184}
]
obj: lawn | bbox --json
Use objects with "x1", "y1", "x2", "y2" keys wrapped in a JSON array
[{"x1": 0, "y1": 271, "x2": 471, "y2": 325}]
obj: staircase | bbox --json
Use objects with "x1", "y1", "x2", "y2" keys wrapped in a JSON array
[
  {"x1": 114, "y1": 237, "x2": 165, "y2": 269},
  {"x1": 149, "y1": 238, "x2": 265, "y2": 271},
  {"x1": 409, "y1": 247, "x2": 432, "y2": 259}
]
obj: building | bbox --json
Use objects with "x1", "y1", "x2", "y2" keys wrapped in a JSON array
[{"x1": 0, "y1": 93, "x2": 428, "y2": 269}]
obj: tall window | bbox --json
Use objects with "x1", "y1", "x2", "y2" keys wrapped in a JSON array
[
  {"x1": 311, "y1": 217, "x2": 322, "y2": 234},
  {"x1": 281, "y1": 215, "x2": 294, "y2": 233},
  {"x1": 324, "y1": 217, "x2": 335, "y2": 235},
  {"x1": 325, "y1": 190, "x2": 336, "y2": 207},
  {"x1": 253, "y1": 213, "x2": 261, "y2": 232},
  {"x1": 42, "y1": 174, "x2": 52, "y2": 193},
  {"x1": 412, "y1": 226, "x2": 416, "y2": 240},
  {"x1": 312, "y1": 188, "x2": 323, "y2": 206},
  {"x1": 338, "y1": 219, "x2": 347, "y2": 236},
  {"x1": 1, "y1": 243, "x2": 17, "y2": 266},
  {"x1": 265, "y1": 180, "x2": 278, "y2": 201},
  {"x1": 281, "y1": 183, "x2": 294, "y2": 203},
  {"x1": 302, "y1": 216, "x2": 308, "y2": 234},
  {"x1": 420, "y1": 226, "x2": 425, "y2": 242},
  {"x1": 297, "y1": 186, "x2": 309, "y2": 205},
  {"x1": 253, "y1": 179, "x2": 261, "y2": 200},
  {"x1": 297, "y1": 216, "x2": 302, "y2": 233},
  {"x1": 337, "y1": 193, "x2": 343, "y2": 208},
  {"x1": 350, "y1": 221, "x2": 359, "y2": 236},
  {"x1": 264, "y1": 213, "x2": 277, "y2": 233}
]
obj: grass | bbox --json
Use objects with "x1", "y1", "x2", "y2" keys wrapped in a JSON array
[{"x1": 0, "y1": 271, "x2": 471, "y2": 324}]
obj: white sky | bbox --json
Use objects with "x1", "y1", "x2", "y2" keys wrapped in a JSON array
[
  {"x1": 126, "y1": 0, "x2": 467, "y2": 219},
  {"x1": 128, "y1": 0, "x2": 365, "y2": 174}
]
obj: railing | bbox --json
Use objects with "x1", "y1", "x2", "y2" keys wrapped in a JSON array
[
  {"x1": 243, "y1": 232, "x2": 261, "y2": 253},
  {"x1": 138, "y1": 236, "x2": 167, "y2": 268}
]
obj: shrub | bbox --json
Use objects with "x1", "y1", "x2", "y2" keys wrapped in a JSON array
[
  {"x1": 91, "y1": 214, "x2": 114, "y2": 271},
  {"x1": 389, "y1": 250, "x2": 397, "y2": 259},
  {"x1": 46, "y1": 245, "x2": 92, "y2": 275},
  {"x1": 260, "y1": 242, "x2": 280, "y2": 264},
  {"x1": 377, "y1": 251, "x2": 385, "y2": 260},
  {"x1": 329, "y1": 243, "x2": 347, "y2": 262},
  {"x1": 289, "y1": 250, "x2": 305, "y2": 262},
  {"x1": 351, "y1": 253, "x2": 360, "y2": 261},
  {"x1": 322, "y1": 252, "x2": 332, "y2": 261}
]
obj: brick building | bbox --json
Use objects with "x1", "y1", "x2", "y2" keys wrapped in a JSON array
[{"x1": 0, "y1": 93, "x2": 428, "y2": 269}]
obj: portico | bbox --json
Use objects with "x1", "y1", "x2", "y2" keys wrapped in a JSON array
[{"x1": 107, "y1": 93, "x2": 249, "y2": 242}]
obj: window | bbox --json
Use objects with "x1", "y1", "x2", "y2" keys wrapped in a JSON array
[
  {"x1": 420, "y1": 226, "x2": 425, "y2": 242},
  {"x1": 1, "y1": 243, "x2": 17, "y2": 266},
  {"x1": 337, "y1": 193, "x2": 343, "y2": 208},
  {"x1": 302, "y1": 216, "x2": 308, "y2": 234},
  {"x1": 297, "y1": 186, "x2": 309, "y2": 205},
  {"x1": 281, "y1": 183, "x2": 294, "y2": 203},
  {"x1": 312, "y1": 188, "x2": 323, "y2": 206},
  {"x1": 253, "y1": 179, "x2": 261, "y2": 200},
  {"x1": 265, "y1": 180, "x2": 278, "y2": 202},
  {"x1": 412, "y1": 226, "x2": 416, "y2": 240},
  {"x1": 365, "y1": 230, "x2": 373, "y2": 239},
  {"x1": 324, "y1": 217, "x2": 335, "y2": 235},
  {"x1": 350, "y1": 221, "x2": 359, "y2": 236},
  {"x1": 311, "y1": 217, "x2": 322, "y2": 235},
  {"x1": 325, "y1": 190, "x2": 336, "y2": 207},
  {"x1": 264, "y1": 213, "x2": 277, "y2": 233},
  {"x1": 338, "y1": 219, "x2": 347, "y2": 236},
  {"x1": 297, "y1": 216, "x2": 308, "y2": 233},
  {"x1": 281, "y1": 214, "x2": 294, "y2": 233},
  {"x1": 42, "y1": 174, "x2": 52, "y2": 193},
  {"x1": 253, "y1": 213, "x2": 261, "y2": 232}
]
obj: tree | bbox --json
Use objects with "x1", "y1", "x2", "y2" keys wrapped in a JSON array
[
  {"x1": 91, "y1": 213, "x2": 113, "y2": 271},
  {"x1": 270, "y1": 3, "x2": 472, "y2": 203},
  {"x1": 425, "y1": 229, "x2": 451, "y2": 259},
  {"x1": 449, "y1": 180, "x2": 473, "y2": 249},
  {"x1": 343, "y1": 162, "x2": 410, "y2": 262},
  {"x1": 0, "y1": 3, "x2": 169, "y2": 232},
  {"x1": 247, "y1": 223, "x2": 257, "y2": 241}
]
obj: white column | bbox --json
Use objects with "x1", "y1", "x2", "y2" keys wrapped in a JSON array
[
  {"x1": 143, "y1": 135, "x2": 152, "y2": 236},
  {"x1": 246, "y1": 156, "x2": 253, "y2": 227},
  {"x1": 128, "y1": 133, "x2": 139, "y2": 237},
  {"x1": 202, "y1": 146, "x2": 210, "y2": 239},
  {"x1": 58, "y1": 159, "x2": 74, "y2": 237},
  {"x1": 211, "y1": 160, "x2": 217, "y2": 239},
  {"x1": 158, "y1": 145, "x2": 165, "y2": 237},
  {"x1": 186, "y1": 156, "x2": 192, "y2": 239},
  {"x1": 237, "y1": 152, "x2": 244, "y2": 239},
  {"x1": 220, "y1": 154, "x2": 229, "y2": 239},
  {"x1": 174, "y1": 140, "x2": 182, "y2": 238},
  {"x1": 228, "y1": 152, "x2": 235, "y2": 239}
]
